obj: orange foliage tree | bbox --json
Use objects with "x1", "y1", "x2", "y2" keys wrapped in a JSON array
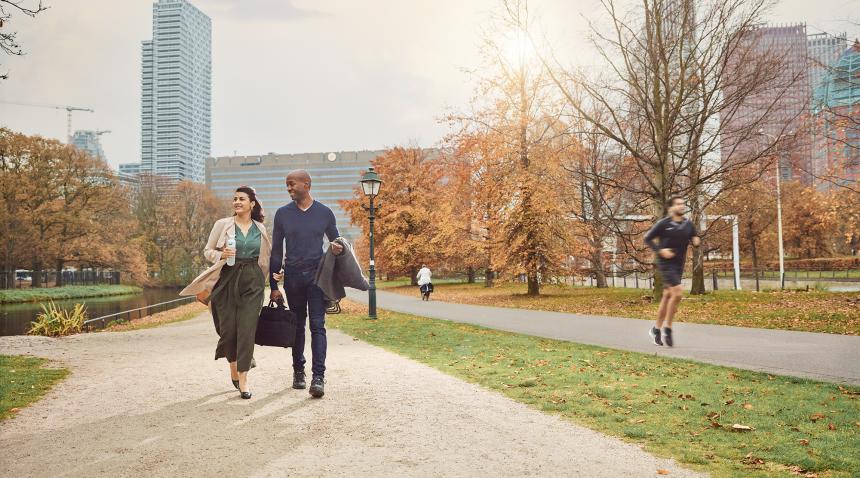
[{"x1": 341, "y1": 147, "x2": 445, "y2": 285}]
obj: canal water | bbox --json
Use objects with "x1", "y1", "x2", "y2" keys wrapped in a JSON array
[{"x1": 0, "y1": 288, "x2": 185, "y2": 336}]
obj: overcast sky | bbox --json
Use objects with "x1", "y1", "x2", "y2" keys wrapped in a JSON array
[{"x1": 0, "y1": 0, "x2": 855, "y2": 169}]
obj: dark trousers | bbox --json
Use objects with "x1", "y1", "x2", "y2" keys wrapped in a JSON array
[
  {"x1": 284, "y1": 268, "x2": 327, "y2": 377},
  {"x1": 211, "y1": 259, "x2": 263, "y2": 372}
]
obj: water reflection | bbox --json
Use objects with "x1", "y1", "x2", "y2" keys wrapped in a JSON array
[{"x1": 0, "y1": 288, "x2": 184, "y2": 336}]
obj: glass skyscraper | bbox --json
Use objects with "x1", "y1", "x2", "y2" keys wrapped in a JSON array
[{"x1": 140, "y1": 0, "x2": 211, "y2": 182}]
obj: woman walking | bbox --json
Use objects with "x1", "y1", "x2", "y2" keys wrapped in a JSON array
[{"x1": 181, "y1": 186, "x2": 271, "y2": 399}]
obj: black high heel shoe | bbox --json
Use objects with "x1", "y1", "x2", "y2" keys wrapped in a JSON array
[
  {"x1": 232, "y1": 379, "x2": 240, "y2": 390},
  {"x1": 240, "y1": 390, "x2": 252, "y2": 399}
]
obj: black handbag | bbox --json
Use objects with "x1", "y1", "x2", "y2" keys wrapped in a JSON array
[{"x1": 255, "y1": 301, "x2": 297, "y2": 348}]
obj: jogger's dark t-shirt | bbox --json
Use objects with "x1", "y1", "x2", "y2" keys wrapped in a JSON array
[{"x1": 644, "y1": 217, "x2": 698, "y2": 267}]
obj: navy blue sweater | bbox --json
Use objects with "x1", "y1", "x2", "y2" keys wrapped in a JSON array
[{"x1": 269, "y1": 200, "x2": 340, "y2": 288}]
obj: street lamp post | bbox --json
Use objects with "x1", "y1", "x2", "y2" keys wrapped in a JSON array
[
  {"x1": 757, "y1": 129, "x2": 790, "y2": 290},
  {"x1": 360, "y1": 168, "x2": 382, "y2": 320}
]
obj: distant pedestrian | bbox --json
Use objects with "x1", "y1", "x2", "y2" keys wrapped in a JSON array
[
  {"x1": 417, "y1": 264, "x2": 432, "y2": 301},
  {"x1": 644, "y1": 196, "x2": 701, "y2": 347},
  {"x1": 180, "y1": 186, "x2": 271, "y2": 399}
]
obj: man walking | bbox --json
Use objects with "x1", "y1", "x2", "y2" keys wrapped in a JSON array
[
  {"x1": 270, "y1": 170, "x2": 343, "y2": 398},
  {"x1": 644, "y1": 196, "x2": 701, "y2": 347}
]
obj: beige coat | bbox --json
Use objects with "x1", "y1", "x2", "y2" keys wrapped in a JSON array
[{"x1": 179, "y1": 217, "x2": 272, "y2": 297}]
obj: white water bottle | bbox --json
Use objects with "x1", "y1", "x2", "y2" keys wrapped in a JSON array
[{"x1": 226, "y1": 238, "x2": 236, "y2": 266}]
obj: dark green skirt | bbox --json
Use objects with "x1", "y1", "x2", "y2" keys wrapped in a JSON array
[{"x1": 210, "y1": 258, "x2": 264, "y2": 372}]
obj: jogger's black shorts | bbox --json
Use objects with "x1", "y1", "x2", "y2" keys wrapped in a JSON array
[{"x1": 657, "y1": 260, "x2": 683, "y2": 287}]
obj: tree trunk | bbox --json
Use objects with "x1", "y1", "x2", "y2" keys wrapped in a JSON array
[
  {"x1": 690, "y1": 244, "x2": 706, "y2": 294},
  {"x1": 590, "y1": 246, "x2": 607, "y2": 288},
  {"x1": 31, "y1": 259, "x2": 43, "y2": 288},
  {"x1": 750, "y1": 224, "x2": 760, "y2": 292},
  {"x1": 467, "y1": 266, "x2": 476, "y2": 284},
  {"x1": 409, "y1": 266, "x2": 418, "y2": 286},
  {"x1": 485, "y1": 269, "x2": 494, "y2": 288},
  {"x1": 55, "y1": 258, "x2": 65, "y2": 287},
  {"x1": 527, "y1": 270, "x2": 540, "y2": 296}
]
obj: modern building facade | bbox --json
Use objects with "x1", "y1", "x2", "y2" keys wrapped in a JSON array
[
  {"x1": 206, "y1": 150, "x2": 386, "y2": 241},
  {"x1": 720, "y1": 23, "x2": 813, "y2": 185},
  {"x1": 140, "y1": 0, "x2": 211, "y2": 183},
  {"x1": 812, "y1": 40, "x2": 860, "y2": 190},
  {"x1": 70, "y1": 130, "x2": 108, "y2": 161},
  {"x1": 808, "y1": 32, "x2": 848, "y2": 95}
]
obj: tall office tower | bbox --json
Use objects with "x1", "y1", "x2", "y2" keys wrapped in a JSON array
[
  {"x1": 808, "y1": 32, "x2": 848, "y2": 96},
  {"x1": 720, "y1": 23, "x2": 812, "y2": 185},
  {"x1": 70, "y1": 130, "x2": 107, "y2": 161},
  {"x1": 141, "y1": 0, "x2": 211, "y2": 182}
]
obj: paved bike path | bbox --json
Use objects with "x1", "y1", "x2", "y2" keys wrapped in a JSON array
[{"x1": 346, "y1": 289, "x2": 860, "y2": 385}]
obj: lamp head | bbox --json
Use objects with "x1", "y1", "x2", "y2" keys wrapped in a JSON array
[{"x1": 360, "y1": 167, "x2": 382, "y2": 198}]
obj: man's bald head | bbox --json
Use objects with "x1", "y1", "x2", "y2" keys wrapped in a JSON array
[
  {"x1": 286, "y1": 169, "x2": 313, "y2": 202},
  {"x1": 287, "y1": 169, "x2": 312, "y2": 185}
]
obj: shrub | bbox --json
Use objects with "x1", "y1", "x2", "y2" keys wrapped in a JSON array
[{"x1": 28, "y1": 302, "x2": 87, "y2": 337}]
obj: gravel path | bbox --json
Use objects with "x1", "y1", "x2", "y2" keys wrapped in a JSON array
[{"x1": 0, "y1": 312, "x2": 704, "y2": 477}]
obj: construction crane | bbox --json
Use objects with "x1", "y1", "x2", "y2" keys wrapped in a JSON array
[{"x1": 0, "y1": 101, "x2": 94, "y2": 143}]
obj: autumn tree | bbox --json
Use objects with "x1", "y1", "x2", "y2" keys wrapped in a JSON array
[
  {"x1": 531, "y1": 0, "x2": 801, "y2": 297},
  {"x1": 432, "y1": 148, "x2": 488, "y2": 283},
  {"x1": 341, "y1": 147, "x2": 444, "y2": 285},
  {"x1": 445, "y1": 0, "x2": 576, "y2": 296},
  {"x1": 0, "y1": 129, "x2": 149, "y2": 287},
  {"x1": 132, "y1": 175, "x2": 225, "y2": 285}
]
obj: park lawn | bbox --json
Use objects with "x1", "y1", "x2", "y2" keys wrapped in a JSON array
[
  {"x1": 0, "y1": 355, "x2": 68, "y2": 420},
  {"x1": 329, "y1": 302, "x2": 860, "y2": 478},
  {"x1": 0, "y1": 285, "x2": 143, "y2": 304},
  {"x1": 384, "y1": 282, "x2": 860, "y2": 335},
  {"x1": 102, "y1": 302, "x2": 207, "y2": 332}
]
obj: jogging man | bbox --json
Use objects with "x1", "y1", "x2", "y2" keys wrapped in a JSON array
[{"x1": 644, "y1": 196, "x2": 701, "y2": 347}]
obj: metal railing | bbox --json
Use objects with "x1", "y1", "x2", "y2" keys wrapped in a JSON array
[{"x1": 83, "y1": 296, "x2": 195, "y2": 329}]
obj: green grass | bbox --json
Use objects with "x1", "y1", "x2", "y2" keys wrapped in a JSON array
[
  {"x1": 384, "y1": 282, "x2": 860, "y2": 335},
  {"x1": 329, "y1": 304, "x2": 860, "y2": 478},
  {"x1": 376, "y1": 278, "x2": 469, "y2": 289},
  {"x1": 0, "y1": 285, "x2": 142, "y2": 304},
  {"x1": 0, "y1": 355, "x2": 68, "y2": 420},
  {"x1": 715, "y1": 270, "x2": 860, "y2": 280}
]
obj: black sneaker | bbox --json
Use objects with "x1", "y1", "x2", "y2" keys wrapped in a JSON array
[
  {"x1": 662, "y1": 327, "x2": 673, "y2": 347},
  {"x1": 292, "y1": 370, "x2": 306, "y2": 390},
  {"x1": 309, "y1": 376, "x2": 325, "y2": 398},
  {"x1": 650, "y1": 326, "x2": 663, "y2": 346}
]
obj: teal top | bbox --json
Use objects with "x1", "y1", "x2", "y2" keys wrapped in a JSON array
[{"x1": 234, "y1": 223, "x2": 261, "y2": 259}]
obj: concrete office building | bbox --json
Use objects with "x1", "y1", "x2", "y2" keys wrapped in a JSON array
[
  {"x1": 140, "y1": 0, "x2": 211, "y2": 182},
  {"x1": 206, "y1": 151, "x2": 386, "y2": 242},
  {"x1": 721, "y1": 23, "x2": 813, "y2": 185}
]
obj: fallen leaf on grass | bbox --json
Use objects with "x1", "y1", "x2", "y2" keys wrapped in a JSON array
[
  {"x1": 827, "y1": 423, "x2": 837, "y2": 430},
  {"x1": 724, "y1": 399, "x2": 735, "y2": 405},
  {"x1": 742, "y1": 403, "x2": 753, "y2": 410},
  {"x1": 656, "y1": 469, "x2": 670, "y2": 475},
  {"x1": 731, "y1": 424, "x2": 755, "y2": 431},
  {"x1": 9, "y1": 408, "x2": 20, "y2": 413},
  {"x1": 742, "y1": 453, "x2": 765, "y2": 465},
  {"x1": 809, "y1": 413, "x2": 827, "y2": 422},
  {"x1": 799, "y1": 439, "x2": 809, "y2": 445}
]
